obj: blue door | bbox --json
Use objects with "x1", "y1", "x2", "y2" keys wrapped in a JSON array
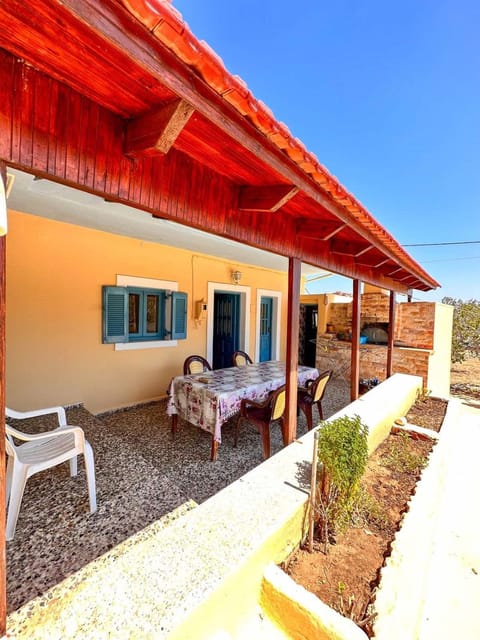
[
  {"x1": 259, "y1": 296, "x2": 273, "y2": 362},
  {"x1": 213, "y1": 293, "x2": 240, "y2": 369}
]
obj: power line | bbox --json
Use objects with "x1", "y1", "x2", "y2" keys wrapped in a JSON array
[
  {"x1": 402, "y1": 240, "x2": 480, "y2": 247},
  {"x1": 421, "y1": 256, "x2": 480, "y2": 264}
]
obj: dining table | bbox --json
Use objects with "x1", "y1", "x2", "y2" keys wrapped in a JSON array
[{"x1": 167, "y1": 360, "x2": 319, "y2": 461}]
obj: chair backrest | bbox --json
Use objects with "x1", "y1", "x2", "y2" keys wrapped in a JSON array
[
  {"x1": 5, "y1": 424, "x2": 17, "y2": 459},
  {"x1": 183, "y1": 355, "x2": 212, "y2": 375},
  {"x1": 232, "y1": 350, "x2": 253, "y2": 367},
  {"x1": 270, "y1": 385, "x2": 286, "y2": 421},
  {"x1": 312, "y1": 369, "x2": 332, "y2": 403}
]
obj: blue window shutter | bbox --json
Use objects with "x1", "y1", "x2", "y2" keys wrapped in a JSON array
[
  {"x1": 102, "y1": 286, "x2": 128, "y2": 343},
  {"x1": 171, "y1": 291, "x2": 187, "y2": 339}
]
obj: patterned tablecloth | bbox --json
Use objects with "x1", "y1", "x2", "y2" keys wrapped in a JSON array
[{"x1": 167, "y1": 360, "x2": 319, "y2": 443}]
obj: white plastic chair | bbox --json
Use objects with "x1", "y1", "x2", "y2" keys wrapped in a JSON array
[{"x1": 5, "y1": 406, "x2": 97, "y2": 541}]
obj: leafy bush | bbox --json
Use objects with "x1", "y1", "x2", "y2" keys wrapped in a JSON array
[
  {"x1": 316, "y1": 414, "x2": 369, "y2": 552},
  {"x1": 442, "y1": 297, "x2": 480, "y2": 363}
]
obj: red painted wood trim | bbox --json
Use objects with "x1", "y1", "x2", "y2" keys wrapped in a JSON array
[
  {"x1": 387, "y1": 290, "x2": 396, "y2": 377},
  {"x1": 330, "y1": 238, "x2": 372, "y2": 257},
  {"x1": 284, "y1": 257, "x2": 301, "y2": 445},
  {"x1": 296, "y1": 218, "x2": 346, "y2": 240},
  {"x1": 350, "y1": 279, "x2": 361, "y2": 402},
  {"x1": 0, "y1": 161, "x2": 7, "y2": 638},
  {"x1": 0, "y1": 53, "x2": 421, "y2": 293},
  {"x1": 238, "y1": 184, "x2": 298, "y2": 212},
  {"x1": 125, "y1": 98, "x2": 194, "y2": 157},
  {"x1": 0, "y1": 1, "x2": 439, "y2": 291}
]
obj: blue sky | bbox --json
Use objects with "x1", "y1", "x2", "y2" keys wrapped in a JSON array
[{"x1": 173, "y1": 1, "x2": 480, "y2": 302}]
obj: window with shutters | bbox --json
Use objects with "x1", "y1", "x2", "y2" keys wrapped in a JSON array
[{"x1": 102, "y1": 283, "x2": 187, "y2": 347}]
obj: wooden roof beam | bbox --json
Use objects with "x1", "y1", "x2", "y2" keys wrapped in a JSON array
[
  {"x1": 387, "y1": 267, "x2": 405, "y2": 277},
  {"x1": 355, "y1": 252, "x2": 388, "y2": 267},
  {"x1": 330, "y1": 238, "x2": 372, "y2": 257},
  {"x1": 238, "y1": 184, "x2": 298, "y2": 212},
  {"x1": 296, "y1": 218, "x2": 346, "y2": 240},
  {"x1": 125, "y1": 98, "x2": 194, "y2": 157}
]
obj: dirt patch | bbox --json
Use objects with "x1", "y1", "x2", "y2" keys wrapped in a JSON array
[
  {"x1": 406, "y1": 396, "x2": 447, "y2": 432},
  {"x1": 285, "y1": 400, "x2": 442, "y2": 636},
  {"x1": 450, "y1": 357, "x2": 480, "y2": 402}
]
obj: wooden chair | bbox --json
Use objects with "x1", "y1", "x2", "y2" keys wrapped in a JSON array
[
  {"x1": 232, "y1": 350, "x2": 253, "y2": 367},
  {"x1": 235, "y1": 385, "x2": 286, "y2": 459},
  {"x1": 183, "y1": 355, "x2": 212, "y2": 375},
  {"x1": 297, "y1": 369, "x2": 332, "y2": 430}
]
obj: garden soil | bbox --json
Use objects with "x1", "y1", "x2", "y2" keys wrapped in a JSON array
[{"x1": 284, "y1": 359, "x2": 478, "y2": 636}]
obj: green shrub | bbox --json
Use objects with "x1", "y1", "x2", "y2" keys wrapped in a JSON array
[
  {"x1": 316, "y1": 414, "x2": 369, "y2": 552},
  {"x1": 383, "y1": 431, "x2": 429, "y2": 474}
]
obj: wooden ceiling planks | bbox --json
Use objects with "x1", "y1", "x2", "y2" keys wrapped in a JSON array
[{"x1": 0, "y1": 0, "x2": 438, "y2": 292}]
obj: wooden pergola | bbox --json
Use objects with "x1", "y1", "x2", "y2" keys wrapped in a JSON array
[{"x1": 0, "y1": 0, "x2": 439, "y2": 630}]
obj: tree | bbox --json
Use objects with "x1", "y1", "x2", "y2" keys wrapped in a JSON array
[{"x1": 442, "y1": 297, "x2": 480, "y2": 363}]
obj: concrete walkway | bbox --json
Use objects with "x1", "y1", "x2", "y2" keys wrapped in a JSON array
[
  {"x1": 374, "y1": 398, "x2": 480, "y2": 639},
  {"x1": 418, "y1": 399, "x2": 480, "y2": 639}
]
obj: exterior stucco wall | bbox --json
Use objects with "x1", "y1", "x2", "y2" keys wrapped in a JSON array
[
  {"x1": 427, "y1": 303, "x2": 454, "y2": 398},
  {"x1": 6, "y1": 210, "x2": 288, "y2": 413}
]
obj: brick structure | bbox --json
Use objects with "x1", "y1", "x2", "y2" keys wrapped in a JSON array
[{"x1": 313, "y1": 291, "x2": 453, "y2": 397}]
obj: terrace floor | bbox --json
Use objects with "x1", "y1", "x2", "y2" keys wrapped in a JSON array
[{"x1": 6, "y1": 379, "x2": 350, "y2": 614}]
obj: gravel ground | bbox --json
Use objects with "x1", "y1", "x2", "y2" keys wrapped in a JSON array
[{"x1": 6, "y1": 378, "x2": 349, "y2": 613}]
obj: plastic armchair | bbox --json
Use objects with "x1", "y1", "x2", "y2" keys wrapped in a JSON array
[
  {"x1": 235, "y1": 385, "x2": 286, "y2": 459},
  {"x1": 232, "y1": 350, "x2": 253, "y2": 367},
  {"x1": 5, "y1": 406, "x2": 97, "y2": 541},
  {"x1": 297, "y1": 369, "x2": 332, "y2": 430},
  {"x1": 183, "y1": 355, "x2": 212, "y2": 375}
]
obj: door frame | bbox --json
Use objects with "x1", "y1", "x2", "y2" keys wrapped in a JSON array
[
  {"x1": 255, "y1": 289, "x2": 282, "y2": 362},
  {"x1": 207, "y1": 282, "x2": 251, "y2": 365}
]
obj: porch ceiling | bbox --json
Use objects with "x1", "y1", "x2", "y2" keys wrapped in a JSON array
[
  {"x1": 0, "y1": 0, "x2": 440, "y2": 293},
  {"x1": 7, "y1": 168, "x2": 326, "y2": 277}
]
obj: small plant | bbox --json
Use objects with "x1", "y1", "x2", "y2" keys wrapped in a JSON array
[
  {"x1": 337, "y1": 581, "x2": 347, "y2": 595},
  {"x1": 350, "y1": 487, "x2": 389, "y2": 530},
  {"x1": 315, "y1": 414, "x2": 369, "y2": 553},
  {"x1": 416, "y1": 387, "x2": 432, "y2": 402},
  {"x1": 383, "y1": 431, "x2": 429, "y2": 474}
]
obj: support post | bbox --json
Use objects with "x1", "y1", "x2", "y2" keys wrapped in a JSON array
[
  {"x1": 0, "y1": 161, "x2": 8, "y2": 637},
  {"x1": 284, "y1": 257, "x2": 301, "y2": 446},
  {"x1": 387, "y1": 290, "x2": 396, "y2": 377},
  {"x1": 350, "y1": 279, "x2": 361, "y2": 402}
]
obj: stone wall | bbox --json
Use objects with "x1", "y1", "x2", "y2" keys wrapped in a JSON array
[
  {"x1": 326, "y1": 294, "x2": 436, "y2": 350},
  {"x1": 317, "y1": 337, "x2": 430, "y2": 386},
  {"x1": 397, "y1": 302, "x2": 435, "y2": 350}
]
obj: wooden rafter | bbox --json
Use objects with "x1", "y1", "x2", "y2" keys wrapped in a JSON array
[
  {"x1": 296, "y1": 218, "x2": 346, "y2": 240},
  {"x1": 125, "y1": 98, "x2": 194, "y2": 157},
  {"x1": 238, "y1": 184, "x2": 298, "y2": 212},
  {"x1": 330, "y1": 238, "x2": 372, "y2": 257}
]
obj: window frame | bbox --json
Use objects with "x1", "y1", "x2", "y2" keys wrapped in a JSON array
[
  {"x1": 127, "y1": 287, "x2": 166, "y2": 341},
  {"x1": 102, "y1": 276, "x2": 187, "y2": 350}
]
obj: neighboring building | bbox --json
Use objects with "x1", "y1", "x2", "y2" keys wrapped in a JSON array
[{"x1": 300, "y1": 286, "x2": 453, "y2": 398}]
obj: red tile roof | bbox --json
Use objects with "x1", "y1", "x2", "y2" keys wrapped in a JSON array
[{"x1": 120, "y1": 0, "x2": 439, "y2": 290}]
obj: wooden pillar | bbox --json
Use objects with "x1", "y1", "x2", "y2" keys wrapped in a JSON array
[
  {"x1": 0, "y1": 162, "x2": 7, "y2": 637},
  {"x1": 284, "y1": 257, "x2": 300, "y2": 446},
  {"x1": 350, "y1": 279, "x2": 361, "y2": 402},
  {"x1": 387, "y1": 290, "x2": 396, "y2": 377}
]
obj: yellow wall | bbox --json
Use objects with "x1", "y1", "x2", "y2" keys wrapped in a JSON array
[
  {"x1": 428, "y1": 303, "x2": 454, "y2": 398},
  {"x1": 6, "y1": 210, "x2": 289, "y2": 413}
]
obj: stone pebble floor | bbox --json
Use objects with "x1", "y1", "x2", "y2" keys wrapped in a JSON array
[{"x1": 6, "y1": 378, "x2": 349, "y2": 615}]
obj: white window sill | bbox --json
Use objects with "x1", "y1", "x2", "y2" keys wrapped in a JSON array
[{"x1": 115, "y1": 340, "x2": 178, "y2": 351}]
